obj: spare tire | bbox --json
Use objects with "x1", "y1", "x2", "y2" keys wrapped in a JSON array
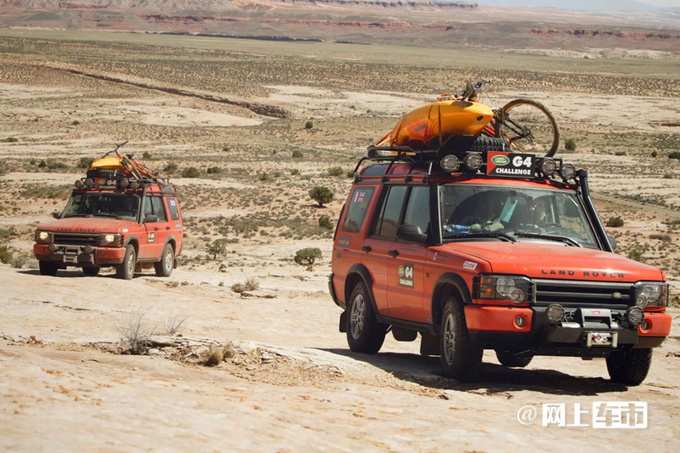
[{"x1": 439, "y1": 135, "x2": 510, "y2": 153}]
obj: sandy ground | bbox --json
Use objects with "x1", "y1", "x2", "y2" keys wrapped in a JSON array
[{"x1": 1, "y1": 263, "x2": 679, "y2": 452}]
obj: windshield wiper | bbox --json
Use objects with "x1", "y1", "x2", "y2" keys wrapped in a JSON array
[
  {"x1": 93, "y1": 213, "x2": 123, "y2": 220},
  {"x1": 447, "y1": 232, "x2": 517, "y2": 242},
  {"x1": 513, "y1": 231, "x2": 582, "y2": 247},
  {"x1": 63, "y1": 214, "x2": 92, "y2": 218}
]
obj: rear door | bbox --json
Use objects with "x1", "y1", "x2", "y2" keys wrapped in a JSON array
[{"x1": 140, "y1": 192, "x2": 171, "y2": 259}]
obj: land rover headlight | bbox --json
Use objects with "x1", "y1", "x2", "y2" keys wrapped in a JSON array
[
  {"x1": 35, "y1": 231, "x2": 52, "y2": 243},
  {"x1": 97, "y1": 233, "x2": 122, "y2": 246},
  {"x1": 634, "y1": 282, "x2": 668, "y2": 308},
  {"x1": 477, "y1": 275, "x2": 532, "y2": 304}
]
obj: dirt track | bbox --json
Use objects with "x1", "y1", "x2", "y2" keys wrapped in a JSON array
[{"x1": 1, "y1": 264, "x2": 679, "y2": 452}]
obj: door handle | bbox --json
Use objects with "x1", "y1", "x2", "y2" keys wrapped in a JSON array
[
  {"x1": 361, "y1": 246, "x2": 372, "y2": 252},
  {"x1": 165, "y1": 226, "x2": 171, "y2": 230},
  {"x1": 154, "y1": 226, "x2": 159, "y2": 231},
  {"x1": 388, "y1": 250, "x2": 399, "y2": 257}
]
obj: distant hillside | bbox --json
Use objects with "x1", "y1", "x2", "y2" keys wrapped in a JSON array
[
  {"x1": 6, "y1": 0, "x2": 478, "y2": 9},
  {"x1": 474, "y1": 0, "x2": 674, "y2": 10}
]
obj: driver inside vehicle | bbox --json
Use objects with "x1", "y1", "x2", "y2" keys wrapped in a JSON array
[
  {"x1": 115, "y1": 197, "x2": 138, "y2": 219},
  {"x1": 457, "y1": 191, "x2": 505, "y2": 232}
]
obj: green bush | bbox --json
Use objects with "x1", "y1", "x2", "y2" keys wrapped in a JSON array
[
  {"x1": 182, "y1": 167, "x2": 201, "y2": 178},
  {"x1": 319, "y1": 215, "x2": 334, "y2": 230},
  {"x1": 0, "y1": 245, "x2": 12, "y2": 264},
  {"x1": 292, "y1": 150, "x2": 303, "y2": 158},
  {"x1": 304, "y1": 120, "x2": 313, "y2": 129},
  {"x1": 606, "y1": 216, "x2": 624, "y2": 228},
  {"x1": 164, "y1": 162, "x2": 178, "y2": 174},
  {"x1": 1, "y1": 137, "x2": 18, "y2": 143},
  {"x1": 564, "y1": 138, "x2": 576, "y2": 151},
  {"x1": 614, "y1": 151, "x2": 626, "y2": 156},
  {"x1": 294, "y1": 247, "x2": 322, "y2": 266},
  {"x1": 328, "y1": 167, "x2": 344, "y2": 177},
  {"x1": 142, "y1": 151, "x2": 152, "y2": 159},
  {"x1": 651, "y1": 150, "x2": 658, "y2": 158},
  {"x1": 206, "y1": 166, "x2": 222, "y2": 175},
  {"x1": 669, "y1": 152, "x2": 680, "y2": 159},
  {"x1": 38, "y1": 159, "x2": 68, "y2": 170},
  {"x1": 77, "y1": 157, "x2": 95, "y2": 169},
  {"x1": 206, "y1": 239, "x2": 229, "y2": 259},
  {"x1": 309, "y1": 186, "x2": 334, "y2": 207}
]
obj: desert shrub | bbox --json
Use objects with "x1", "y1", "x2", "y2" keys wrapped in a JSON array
[
  {"x1": 606, "y1": 217, "x2": 624, "y2": 227},
  {"x1": 663, "y1": 174, "x2": 673, "y2": 179},
  {"x1": 164, "y1": 162, "x2": 178, "y2": 173},
  {"x1": 346, "y1": 170, "x2": 355, "y2": 178},
  {"x1": 305, "y1": 120, "x2": 313, "y2": 129},
  {"x1": 11, "y1": 255, "x2": 28, "y2": 269},
  {"x1": 309, "y1": 186, "x2": 334, "y2": 207},
  {"x1": 71, "y1": 120, "x2": 80, "y2": 126},
  {"x1": 38, "y1": 159, "x2": 68, "y2": 170},
  {"x1": 206, "y1": 166, "x2": 222, "y2": 175},
  {"x1": 118, "y1": 312, "x2": 155, "y2": 355},
  {"x1": 77, "y1": 157, "x2": 95, "y2": 168},
  {"x1": 1, "y1": 137, "x2": 18, "y2": 143},
  {"x1": 163, "y1": 314, "x2": 188, "y2": 336},
  {"x1": 294, "y1": 247, "x2": 322, "y2": 266},
  {"x1": 290, "y1": 169, "x2": 300, "y2": 175},
  {"x1": 628, "y1": 247, "x2": 644, "y2": 262},
  {"x1": 319, "y1": 215, "x2": 334, "y2": 230},
  {"x1": 0, "y1": 245, "x2": 12, "y2": 264},
  {"x1": 669, "y1": 152, "x2": 680, "y2": 159},
  {"x1": 182, "y1": 167, "x2": 201, "y2": 178},
  {"x1": 328, "y1": 167, "x2": 344, "y2": 177},
  {"x1": 614, "y1": 151, "x2": 626, "y2": 156},
  {"x1": 142, "y1": 151, "x2": 152, "y2": 159},
  {"x1": 206, "y1": 239, "x2": 229, "y2": 259},
  {"x1": 649, "y1": 234, "x2": 672, "y2": 242},
  {"x1": 259, "y1": 172, "x2": 272, "y2": 182},
  {"x1": 231, "y1": 278, "x2": 259, "y2": 293},
  {"x1": 651, "y1": 150, "x2": 658, "y2": 158},
  {"x1": 564, "y1": 138, "x2": 576, "y2": 151},
  {"x1": 292, "y1": 150, "x2": 303, "y2": 158}
]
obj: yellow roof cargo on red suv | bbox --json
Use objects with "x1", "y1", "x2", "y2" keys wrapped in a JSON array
[{"x1": 329, "y1": 138, "x2": 671, "y2": 385}]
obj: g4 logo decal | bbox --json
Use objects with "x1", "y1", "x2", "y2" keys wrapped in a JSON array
[
  {"x1": 398, "y1": 264, "x2": 414, "y2": 288},
  {"x1": 148, "y1": 232, "x2": 155, "y2": 243}
]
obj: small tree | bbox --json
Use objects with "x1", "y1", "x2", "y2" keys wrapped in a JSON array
[
  {"x1": 319, "y1": 215, "x2": 334, "y2": 230},
  {"x1": 182, "y1": 167, "x2": 201, "y2": 178},
  {"x1": 309, "y1": 186, "x2": 334, "y2": 207},
  {"x1": 206, "y1": 239, "x2": 228, "y2": 260},
  {"x1": 294, "y1": 248, "x2": 322, "y2": 266}
]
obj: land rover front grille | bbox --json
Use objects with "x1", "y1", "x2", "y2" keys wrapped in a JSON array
[
  {"x1": 533, "y1": 279, "x2": 633, "y2": 308},
  {"x1": 53, "y1": 233, "x2": 98, "y2": 246}
]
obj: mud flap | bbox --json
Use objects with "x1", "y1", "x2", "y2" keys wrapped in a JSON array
[
  {"x1": 420, "y1": 332, "x2": 440, "y2": 356},
  {"x1": 339, "y1": 311, "x2": 347, "y2": 333}
]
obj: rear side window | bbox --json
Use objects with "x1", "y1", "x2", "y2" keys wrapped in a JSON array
[
  {"x1": 166, "y1": 197, "x2": 180, "y2": 221},
  {"x1": 342, "y1": 187, "x2": 375, "y2": 233},
  {"x1": 374, "y1": 186, "x2": 408, "y2": 238}
]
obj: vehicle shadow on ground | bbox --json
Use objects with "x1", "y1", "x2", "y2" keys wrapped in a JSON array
[{"x1": 320, "y1": 348, "x2": 628, "y2": 396}]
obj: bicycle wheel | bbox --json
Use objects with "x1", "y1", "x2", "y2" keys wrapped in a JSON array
[{"x1": 494, "y1": 98, "x2": 560, "y2": 157}]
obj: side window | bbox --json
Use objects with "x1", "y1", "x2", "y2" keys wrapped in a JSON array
[
  {"x1": 342, "y1": 187, "x2": 374, "y2": 233},
  {"x1": 166, "y1": 197, "x2": 180, "y2": 221},
  {"x1": 374, "y1": 186, "x2": 408, "y2": 238},
  {"x1": 144, "y1": 196, "x2": 167, "y2": 222},
  {"x1": 403, "y1": 186, "x2": 430, "y2": 235}
]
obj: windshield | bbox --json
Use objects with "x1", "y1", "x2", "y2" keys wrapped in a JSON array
[
  {"x1": 440, "y1": 184, "x2": 598, "y2": 248},
  {"x1": 63, "y1": 192, "x2": 140, "y2": 222}
]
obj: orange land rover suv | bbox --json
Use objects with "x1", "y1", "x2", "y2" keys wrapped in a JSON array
[{"x1": 329, "y1": 142, "x2": 671, "y2": 385}]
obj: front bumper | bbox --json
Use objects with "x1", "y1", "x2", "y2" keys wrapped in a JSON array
[
  {"x1": 34, "y1": 243, "x2": 126, "y2": 267},
  {"x1": 465, "y1": 305, "x2": 671, "y2": 356}
]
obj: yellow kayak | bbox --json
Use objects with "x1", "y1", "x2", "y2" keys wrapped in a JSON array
[{"x1": 378, "y1": 98, "x2": 494, "y2": 149}]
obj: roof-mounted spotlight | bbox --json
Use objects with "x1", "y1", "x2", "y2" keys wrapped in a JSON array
[
  {"x1": 440, "y1": 155, "x2": 460, "y2": 173},
  {"x1": 464, "y1": 153, "x2": 483, "y2": 171},
  {"x1": 559, "y1": 163, "x2": 576, "y2": 181},
  {"x1": 539, "y1": 158, "x2": 557, "y2": 177}
]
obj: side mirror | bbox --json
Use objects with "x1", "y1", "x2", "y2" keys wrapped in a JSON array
[
  {"x1": 51, "y1": 211, "x2": 61, "y2": 219},
  {"x1": 144, "y1": 214, "x2": 158, "y2": 223},
  {"x1": 397, "y1": 224, "x2": 428, "y2": 243},
  {"x1": 607, "y1": 234, "x2": 617, "y2": 252}
]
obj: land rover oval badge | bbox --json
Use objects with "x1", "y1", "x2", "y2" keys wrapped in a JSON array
[{"x1": 491, "y1": 155, "x2": 510, "y2": 166}]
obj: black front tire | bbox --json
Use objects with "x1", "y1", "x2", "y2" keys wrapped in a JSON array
[
  {"x1": 154, "y1": 243, "x2": 174, "y2": 277},
  {"x1": 115, "y1": 244, "x2": 136, "y2": 280},
  {"x1": 606, "y1": 348, "x2": 652, "y2": 386},
  {"x1": 495, "y1": 349, "x2": 534, "y2": 368},
  {"x1": 440, "y1": 297, "x2": 482, "y2": 380},
  {"x1": 346, "y1": 282, "x2": 388, "y2": 354},
  {"x1": 39, "y1": 261, "x2": 59, "y2": 276},
  {"x1": 82, "y1": 266, "x2": 100, "y2": 277}
]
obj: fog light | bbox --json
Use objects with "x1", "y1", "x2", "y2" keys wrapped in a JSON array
[
  {"x1": 559, "y1": 163, "x2": 576, "y2": 181},
  {"x1": 626, "y1": 307, "x2": 644, "y2": 327},
  {"x1": 515, "y1": 315, "x2": 527, "y2": 327},
  {"x1": 440, "y1": 155, "x2": 460, "y2": 172},
  {"x1": 464, "y1": 153, "x2": 483, "y2": 171},
  {"x1": 48, "y1": 244, "x2": 58, "y2": 253},
  {"x1": 546, "y1": 304, "x2": 565, "y2": 323},
  {"x1": 83, "y1": 245, "x2": 94, "y2": 254},
  {"x1": 640, "y1": 320, "x2": 649, "y2": 330},
  {"x1": 539, "y1": 158, "x2": 556, "y2": 176}
]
